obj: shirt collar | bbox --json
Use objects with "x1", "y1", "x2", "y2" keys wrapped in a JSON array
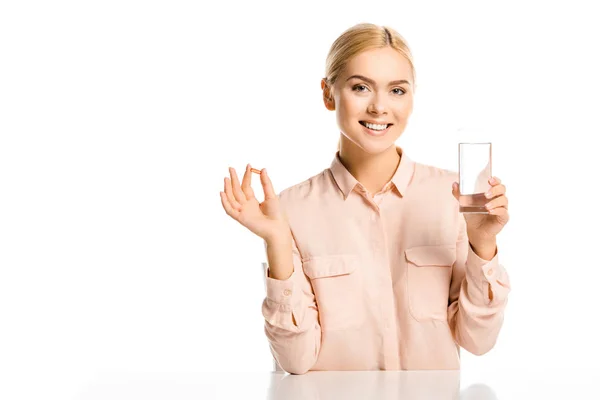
[{"x1": 329, "y1": 145, "x2": 415, "y2": 200}]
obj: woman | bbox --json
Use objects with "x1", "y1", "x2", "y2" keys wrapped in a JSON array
[{"x1": 220, "y1": 23, "x2": 510, "y2": 374}]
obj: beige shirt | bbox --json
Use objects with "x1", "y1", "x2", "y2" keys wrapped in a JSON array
[{"x1": 262, "y1": 146, "x2": 510, "y2": 373}]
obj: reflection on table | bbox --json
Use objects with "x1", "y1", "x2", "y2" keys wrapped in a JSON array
[
  {"x1": 75, "y1": 370, "x2": 498, "y2": 399},
  {"x1": 267, "y1": 370, "x2": 498, "y2": 400}
]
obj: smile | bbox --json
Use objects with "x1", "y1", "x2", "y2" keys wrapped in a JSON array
[
  {"x1": 359, "y1": 121, "x2": 391, "y2": 131},
  {"x1": 359, "y1": 121, "x2": 392, "y2": 136}
]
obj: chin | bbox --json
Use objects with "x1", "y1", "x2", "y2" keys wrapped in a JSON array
[{"x1": 350, "y1": 136, "x2": 396, "y2": 155}]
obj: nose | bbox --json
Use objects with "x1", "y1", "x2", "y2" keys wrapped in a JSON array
[{"x1": 367, "y1": 93, "x2": 387, "y2": 115}]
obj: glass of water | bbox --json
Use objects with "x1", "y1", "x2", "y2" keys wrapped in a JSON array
[{"x1": 458, "y1": 142, "x2": 492, "y2": 213}]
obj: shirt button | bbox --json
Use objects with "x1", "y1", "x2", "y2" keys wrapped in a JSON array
[
  {"x1": 487, "y1": 269, "x2": 494, "y2": 276},
  {"x1": 283, "y1": 289, "x2": 292, "y2": 296}
]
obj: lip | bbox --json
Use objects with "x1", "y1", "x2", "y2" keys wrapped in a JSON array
[
  {"x1": 360, "y1": 120, "x2": 392, "y2": 125},
  {"x1": 360, "y1": 121, "x2": 391, "y2": 137}
]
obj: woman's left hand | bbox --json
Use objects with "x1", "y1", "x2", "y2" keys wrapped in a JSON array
[{"x1": 452, "y1": 176, "x2": 510, "y2": 245}]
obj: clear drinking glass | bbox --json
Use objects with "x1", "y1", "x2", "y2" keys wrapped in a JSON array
[{"x1": 458, "y1": 142, "x2": 492, "y2": 213}]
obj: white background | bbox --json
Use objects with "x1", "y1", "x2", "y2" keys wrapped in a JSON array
[{"x1": 1, "y1": 0, "x2": 599, "y2": 399}]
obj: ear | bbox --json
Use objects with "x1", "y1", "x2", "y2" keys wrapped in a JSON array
[{"x1": 321, "y1": 78, "x2": 335, "y2": 111}]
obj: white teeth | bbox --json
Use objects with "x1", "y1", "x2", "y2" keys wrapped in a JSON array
[{"x1": 363, "y1": 122, "x2": 388, "y2": 131}]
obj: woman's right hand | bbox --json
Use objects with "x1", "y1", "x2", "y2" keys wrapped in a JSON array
[{"x1": 220, "y1": 164, "x2": 290, "y2": 242}]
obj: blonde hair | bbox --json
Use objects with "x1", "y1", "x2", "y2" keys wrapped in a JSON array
[{"x1": 323, "y1": 23, "x2": 416, "y2": 151}]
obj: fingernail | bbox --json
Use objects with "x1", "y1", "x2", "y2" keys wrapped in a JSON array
[
  {"x1": 489, "y1": 177, "x2": 496, "y2": 184},
  {"x1": 485, "y1": 190, "x2": 492, "y2": 198}
]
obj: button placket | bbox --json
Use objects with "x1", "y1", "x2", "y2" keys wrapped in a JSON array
[{"x1": 371, "y1": 211, "x2": 384, "y2": 253}]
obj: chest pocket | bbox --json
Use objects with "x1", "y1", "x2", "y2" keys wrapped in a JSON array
[
  {"x1": 303, "y1": 254, "x2": 364, "y2": 331},
  {"x1": 405, "y1": 244, "x2": 456, "y2": 322}
]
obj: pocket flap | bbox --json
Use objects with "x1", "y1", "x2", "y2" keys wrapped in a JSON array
[
  {"x1": 303, "y1": 254, "x2": 359, "y2": 279},
  {"x1": 405, "y1": 245, "x2": 456, "y2": 267}
]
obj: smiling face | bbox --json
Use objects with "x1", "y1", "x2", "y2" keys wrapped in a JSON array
[{"x1": 323, "y1": 46, "x2": 415, "y2": 155}]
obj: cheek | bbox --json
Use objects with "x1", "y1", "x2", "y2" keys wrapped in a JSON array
[
  {"x1": 393, "y1": 99, "x2": 413, "y2": 117},
  {"x1": 339, "y1": 95, "x2": 368, "y2": 116},
  {"x1": 402, "y1": 95, "x2": 414, "y2": 110}
]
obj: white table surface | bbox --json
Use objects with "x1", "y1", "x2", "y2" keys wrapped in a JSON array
[{"x1": 70, "y1": 368, "x2": 600, "y2": 399}]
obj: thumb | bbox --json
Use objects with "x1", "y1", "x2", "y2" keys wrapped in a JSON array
[
  {"x1": 452, "y1": 182, "x2": 459, "y2": 199},
  {"x1": 260, "y1": 168, "x2": 277, "y2": 200}
]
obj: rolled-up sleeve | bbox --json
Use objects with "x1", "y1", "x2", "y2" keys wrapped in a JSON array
[
  {"x1": 447, "y1": 216, "x2": 511, "y2": 356},
  {"x1": 261, "y1": 236, "x2": 321, "y2": 374}
]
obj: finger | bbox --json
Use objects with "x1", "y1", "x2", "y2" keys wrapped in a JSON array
[
  {"x1": 485, "y1": 184, "x2": 506, "y2": 199},
  {"x1": 489, "y1": 207, "x2": 510, "y2": 225},
  {"x1": 489, "y1": 176, "x2": 502, "y2": 185},
  {"x1": 260, "y1": 168, "x2": 277, "y2": 200},
  {"x1": 489, "y1": 206, "x2": 509, "y2": 218},
  {"x1": 485, "y1": 195, "x2": 508, "y2": 211},
  {"x1": 224, "y1": 177, "x2": 242, "y2": 210},
  {"x1": 229, "y1": 167, "x2": 247, "y2": 204},
  {"x1": 241, "y1": 164, "x2": 256, "y2": 200},
  {"x1": 220, "y1": 191, "x2": 240, "y2": 219}
]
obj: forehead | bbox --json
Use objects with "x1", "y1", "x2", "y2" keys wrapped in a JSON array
[{"x1": 342, "y1": 47, "x2": 412, "y2": 82}]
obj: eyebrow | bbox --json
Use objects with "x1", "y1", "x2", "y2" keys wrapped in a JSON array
[{"x1": 346, "y1": 74, "x2": 411, "y2": 86}]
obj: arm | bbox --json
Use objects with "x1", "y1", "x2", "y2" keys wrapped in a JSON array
[
  {"x1": 261, "y1": 234, "x2": 322, "y2": 374},
  {"x1": 447, "y1": 216, "x2": 511, "y2": 355}
]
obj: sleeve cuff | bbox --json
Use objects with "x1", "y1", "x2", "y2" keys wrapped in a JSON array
[
  {"x1": 466, "y1": 243, "x2": 499, "y2": 284},
  {"x1": 466, "y1": 244, "x2": 511, "y2": 303},
  {"x1": 265, "y1": 267, "x2": 295, "y2": 306},
  {"x1": 262, "y1": 268, "x2": 304, "y2": 330}
]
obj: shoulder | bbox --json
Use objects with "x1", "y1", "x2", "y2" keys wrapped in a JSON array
[
  {"x1": 412, "y1": 159, "x2": 458, "y2": 186},
  {"x1": 405, "y1": 159, "x2": 462, "y2": 230},
  {"x1": 403, "y1": 159, "x2": 459, "y2": 204},
  {"x1": 277, "y1": 168, "x2": 331, "y2": 209}
]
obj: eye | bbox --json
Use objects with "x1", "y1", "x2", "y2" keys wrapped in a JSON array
[
  {"x1": 392, "y1": 88, "x2": 406, "y2": 95},
  {"x1": 352, "y1": 84, "x2": 369, "y2": 92}
]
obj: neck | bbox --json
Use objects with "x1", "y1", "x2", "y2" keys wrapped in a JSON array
[{"x1": 338, "y1": 137, "x2": 401, "y2": 195}]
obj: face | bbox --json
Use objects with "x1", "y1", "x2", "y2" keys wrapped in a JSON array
[{"x1": 322, "y1": 47, "x2": 415, "y2": 155}]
